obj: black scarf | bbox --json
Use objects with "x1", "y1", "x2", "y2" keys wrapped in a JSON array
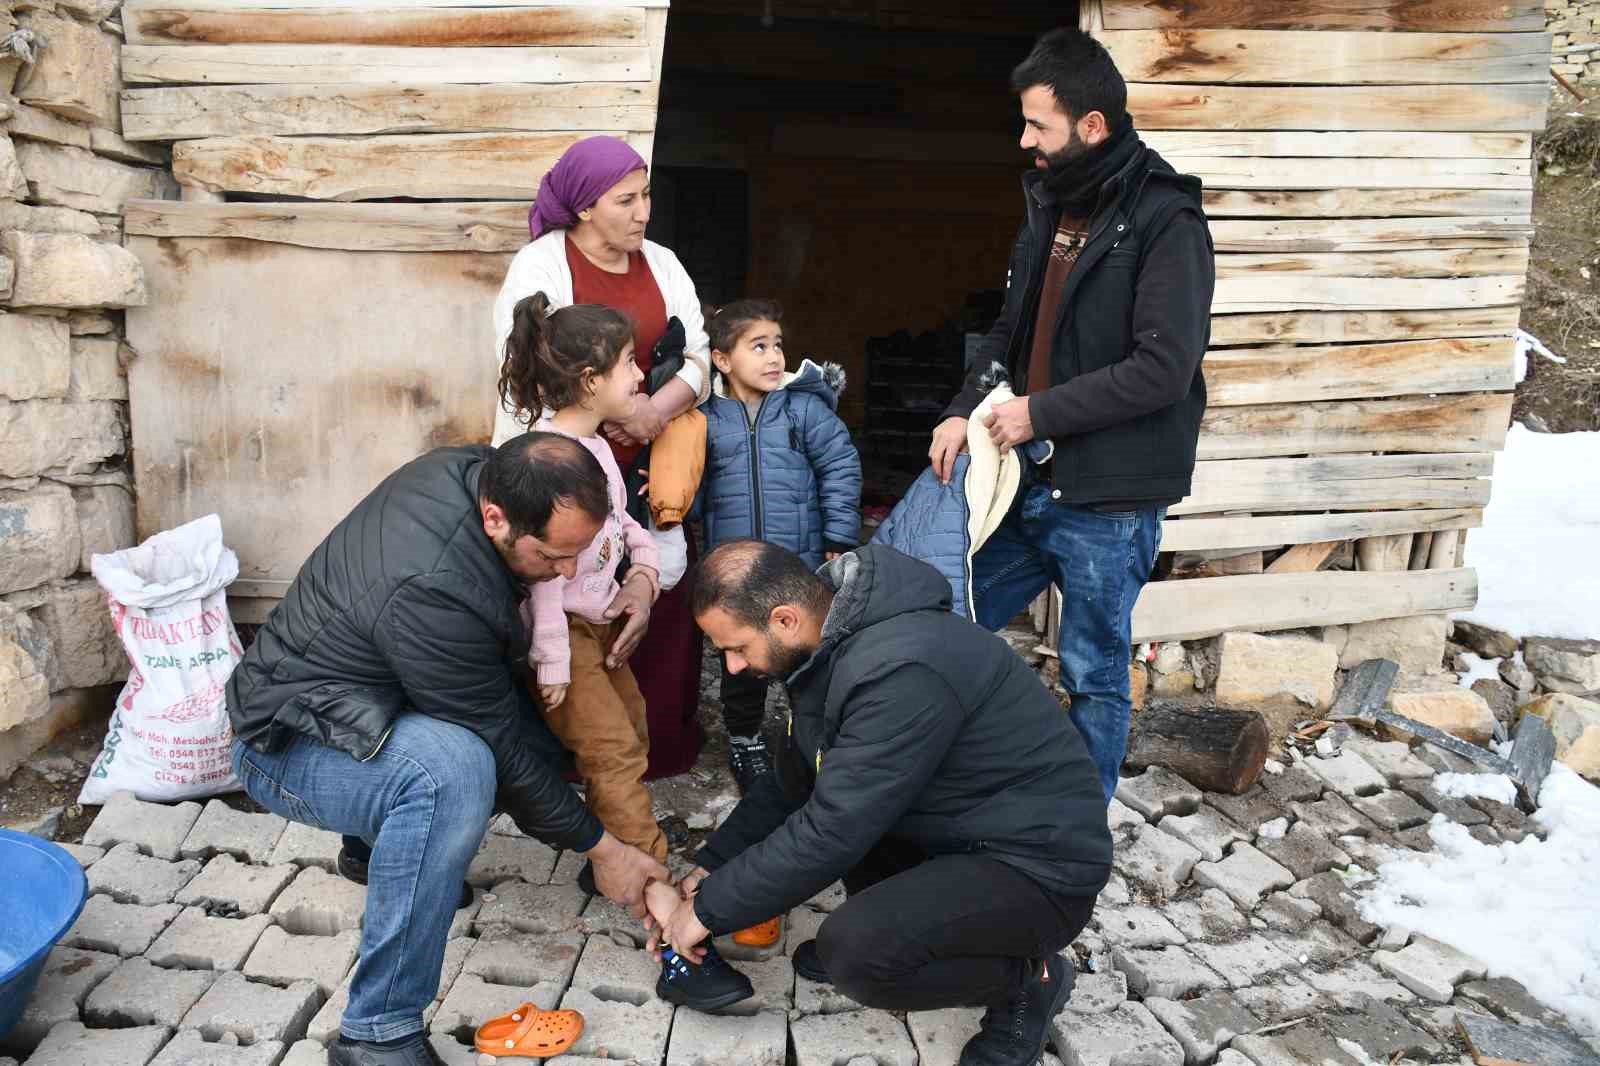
[{"x1": 1040, "y1": 113, "x2": 1141, "y2": 217}]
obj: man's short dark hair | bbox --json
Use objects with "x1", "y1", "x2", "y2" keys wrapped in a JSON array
[
  {"x1": 479, "y1": 432, "x2": 609, "y2": 540},
  {"x1": 1009, "y1": 27, "x2": 1127, "y2": 129},
  {"x1": 691, "y1": 540, "x2": 832, "y2": 630}
]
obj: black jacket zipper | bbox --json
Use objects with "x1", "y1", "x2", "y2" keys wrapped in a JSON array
[{"x1": 745, "y1": 395, "x2": 770, "y2": 538}]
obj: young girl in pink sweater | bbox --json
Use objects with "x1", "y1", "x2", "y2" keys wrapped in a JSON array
[{"x1": 500, "y1": 292, "x2": 667, "y2": 862}]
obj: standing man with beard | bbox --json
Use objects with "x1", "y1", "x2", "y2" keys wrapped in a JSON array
[{"x1": 929, "y1": 27, "x2": 1215, "y2": 803}]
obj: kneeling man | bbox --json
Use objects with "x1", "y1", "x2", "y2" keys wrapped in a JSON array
[{"x1": 656, "y1": 541, "x2": 1111, "y2": 1066}]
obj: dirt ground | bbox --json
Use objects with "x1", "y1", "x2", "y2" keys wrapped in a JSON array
[{"x1": 1519, "y1": 88, "x2": 1600, "y2": 433}]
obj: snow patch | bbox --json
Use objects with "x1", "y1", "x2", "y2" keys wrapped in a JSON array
[
  {"x1": 1456, "y1": 651, "x2": 1503, "y2": 689},
  {"x1": 1455, "y1": 424, "x2": 1600, "y2": 641},
  {"x1": 1360, "y1": 765, "x2": 1600, "y2": 1033},
  {"x1": 1433, "y1": 772, "x2": 1518, "y2": 806},
  {"x1": 1258, "y1": 817, "x2": 1289, "y2": 840}
]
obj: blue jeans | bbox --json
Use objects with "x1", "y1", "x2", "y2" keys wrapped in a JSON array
[
  {"x1": 972, "y1": 483, "x2": 1165, "y2": 803},
  {"x1": 232, "y1": 714, "x2": 502, "y2": 1042}
]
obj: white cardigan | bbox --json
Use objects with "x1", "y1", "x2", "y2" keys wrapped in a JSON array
[{"x1": 490, "y1": 231, "x2": 713, "y2": 446}]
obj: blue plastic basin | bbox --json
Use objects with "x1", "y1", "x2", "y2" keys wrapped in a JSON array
[{"x1": 0, "y1": 829, "x2": 89, "y2": 1041}]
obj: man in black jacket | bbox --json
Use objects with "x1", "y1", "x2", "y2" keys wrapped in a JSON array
[
  {"x1": 929, "y1": 28, "x2": 1214, "y2": 803},
  {"x1": 653, "y1": 541, "x2": 1110, "y2": 1066},
  {"x1": 226, "y1": 434, "x2": 670, "y2": 1066}
]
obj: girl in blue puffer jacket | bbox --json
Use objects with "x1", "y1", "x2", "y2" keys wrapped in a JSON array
[{"x1": 697, "y1": 299, "x2": 862, "y2": 792}]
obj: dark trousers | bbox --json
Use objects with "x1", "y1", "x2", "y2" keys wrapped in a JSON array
[
  {"x1": 815, "y1": 841, "x2": 1095, "y2": 1011},
  {"x1": 720, "y1": 660, "x2": 769, "y2": 739}
]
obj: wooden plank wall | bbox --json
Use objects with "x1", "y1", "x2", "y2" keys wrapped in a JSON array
[
  {"x1": 1082, "y1": 0, "x2": 1547, "y2": 642},
  {"x1": 121, "y1": 0, "x2": 667, "y2": 614}
]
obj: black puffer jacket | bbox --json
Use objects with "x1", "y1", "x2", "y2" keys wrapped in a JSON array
[
  {"x1": 944, "y1": 143, "x2": 1214, "y2": 505},
  {"x1": 692, "y1": 545, "x2": 1110, "y2": 934},
  {"x1": 226, "y1": 446, "x2": 602, "y2": 852}
]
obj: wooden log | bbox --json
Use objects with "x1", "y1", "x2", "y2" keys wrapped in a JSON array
[
  {"x1": 1100, "y1": 0, "x2": 1543, "y2": 32},
  {"x1": 1357, "y1": 533, "x2": 1414, "y2": 571},
  {"x1": 171, "y1": 131, "x2": 648, "y2": 200},
  {"x1": 1427, "y1": 528, "x2": 1462, "y2": 568},
  {"x1": 1125, "y1": 705, "x2": 1271, "y2": 796},
  {"x1": 1212, "y1": 274, "x2": 1523, "y2": 313},
  {"x1": 123, "y1": 3, "x2": 645, "y2": 45},
  {"x1": 1126, "y1": 82, "x2": 1548, "y2": 132},
  {"x1": 1266, "y1": 541, "x2": 1342, "y2": 574},
  {"x1": 122, "y1": 43, "x2": 651, "y2": 85},
  {"x1": 1160, "y1": 508, "x2": 1482, "y2": 554},
  {"x1": 1208, "y1": 306, "x2": 1521, "y2": 345},
  {"x1": 1203, "y1": 187, "x2": 1532, "y2": 219},
  {"x1": 1181, "y1": 157, "x2": 1530, "y2": 191},
  {"x1": 1175, "y1": 452, "x2": 1493, "y2": 516},
  {"x1": 1144, "y1": 130, "x2": 1533, "y2": 160},
  {"x1": 1197, "y1": 393, "x2": 1513, "y2": 460},
  {"x1": 1209, "y1": 217, "x2": 1532, "y2": 253},
  {"x1": 1204, "y1": 337, "x2": 1515, "y2": 406},
  {"x1": 124, "y1": 199, "x2": 532, "y2": 251},
  {"x1": 1215, "y1": 247, "x2": 1529, "y2": 279},
  {"x1": 121, "y1": 81, "x2": 656, "y2": 140},
  {"x1": 1130, "y1": 567, "x2": 1477, "y2": 643},
  {"x1": 1170, "y1": 550, "x2": 1265, "y2": 580},
  {"x1": 1408, "y1": 531, "x2": 1436, "y2": 570},
  {"x1": 1101, "y1": 30, "x2": 1547, "y2": 85}
]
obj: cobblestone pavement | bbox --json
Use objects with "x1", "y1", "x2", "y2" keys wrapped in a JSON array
[{"x1": 7, "y1": 737, "x2": 1599, "y2": 1066}]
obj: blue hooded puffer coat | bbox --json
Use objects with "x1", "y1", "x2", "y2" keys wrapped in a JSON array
[{"x1": 697, "y1": 359, "x2": 862, "y2": 569}]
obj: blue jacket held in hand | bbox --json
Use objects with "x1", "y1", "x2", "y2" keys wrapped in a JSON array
[{"x1": 697, "y1": 359, "x2": 862, "y2": 569}]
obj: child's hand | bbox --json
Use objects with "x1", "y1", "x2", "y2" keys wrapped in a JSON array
[
  {"x1": 539, "y1": 683, "x2": 568, "y2": 710},
  {"x1": 642, "y1": 879, "x2": 682, "y2": 930}
]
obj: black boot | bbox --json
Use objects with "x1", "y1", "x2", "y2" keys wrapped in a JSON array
[
  {"x1": 655, "y1": 943, "x2": 754, "y2": 1013},
  {"x1": 958, "y1": 954, "x2": 1074, "y2": 1066},
  {"x1": 791, "y1": 939, "x2": 830, "y2": 984},
  {"x1": 337, "y1": 840, "x2": 474, "y2": 911},
  {"x1": 329, "y1": 1034, "x2": 444, "y2": 1066},
  {"x1": 727, "y1": 735, "x2": 773, "y2": 795}
]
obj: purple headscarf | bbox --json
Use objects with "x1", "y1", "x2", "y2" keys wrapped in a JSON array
[{"x1": 528, "y1": 136, "x2": 649, "y2": 240}]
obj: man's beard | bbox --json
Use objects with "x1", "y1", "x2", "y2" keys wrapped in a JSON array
[
  {"x1": 750, "y1": 631, "x2": 812, "y2": 683},
  {"x1": 1033, "y1": 127, "x2": 1090, "y2": 171}
]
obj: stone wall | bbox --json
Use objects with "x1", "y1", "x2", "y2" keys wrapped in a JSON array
[
  {"x1": 1548, "y1": 0, "x2": 1600, "y2": 84},
  {"x1": 2, "y1": 0, "x2": 172, "y2": 779}
]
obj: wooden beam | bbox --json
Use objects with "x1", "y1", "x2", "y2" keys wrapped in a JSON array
[
  {"x1": 122, "y1": 43, "x2": 651, "y2": 85},
  {"x1": 1204, "y1": 336, "x2": 1515, "y2": 406},
  {"x1": 1160, "y1": 507, "x2": 1482, "y2": 553},
  {"x1": 1180, "y1": 157, "x2": 1530, "y2": 190},
  {"x1": 1266, "y1": 541, "x2": 1342, "y2": 574},
  {"x1": 1215, "y1": 246, "x2": 1529, "y2": 279},
  {"x1": 1144, "y1": 130, "x2": 1532, "y2": 159},
  {"x1": 1101, "y1": 30, "x2": 1547, "y2": 84},
  {"x1": 1126, "y1": 82, "x2": 1548, "y2": 132},
  {"x1": 1427, "y1": 528, "x2": 1462, "y2": 568},
  {"x1": 1203, "y1": 187, "x2": 1532, "y2": 219},
  {"x1": 123, "y1": 199, "x2": 533, "y2": 252},
  {"x1": 1357, "y1": 533, "x2": 1414, "y2": 571},
  {"x1": 1208, "y1": 306, "x2": 1522, "y2": 345},
  {"x1": 171, "y1": 131, "x2": 648, "y2": 199},
  {"x1": 1197, "y1": 392, "x2": 1513, "y2": 459},
  {"x1": 1212, "y1": 275, "x2": 1524, "y2": 312},
  {"x1": 1175, "y1": 452, "x2": 1493, "y2": 515},
  {"x1": 123, "y1": 3, "x2": 645, "y2": 45},
  {"x1": 121, "y1": 81, "x2": 656, "y2": 140},
  {"x1": 1100, "y1": 0, "x2": 1542, "y2": 32},
  {"x1": 1209, "y1": 217, "x2": 1533, "y2": 252}
]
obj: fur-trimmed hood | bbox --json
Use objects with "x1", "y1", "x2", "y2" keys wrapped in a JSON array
[{"x1": 713, "y1": 358, "x2": 846, "y2": 412}]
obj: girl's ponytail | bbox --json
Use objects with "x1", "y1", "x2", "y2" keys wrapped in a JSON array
[{"x1": 500, "y1": 292, "x2": 554, "y2": 422}]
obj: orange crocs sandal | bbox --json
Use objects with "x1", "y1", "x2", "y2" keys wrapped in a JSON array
[
  {"x1": 474, "y1": 1003, "x2": 584, "y2": 1058},
  {"x1": 732, "y1": 915, "x2": 783, "y2": 948}
]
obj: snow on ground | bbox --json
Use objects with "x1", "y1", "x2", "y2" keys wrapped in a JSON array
[
  {"x1": 1455, "y1": 423, "x2": 1600, "y2": 641},
  {"x1": 1361, "y1": 765, "x2": 1600, "y2": 1034},
  {"x1": 1432, "y1": 771, "x2": 1518, "y2": 806},
  {"x1": 1455, "y1": 651, "x2": 1502, "y2": 689}
]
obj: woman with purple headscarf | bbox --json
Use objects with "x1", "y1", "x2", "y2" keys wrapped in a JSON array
[{"x1": 492, "y1": 136, "x2": 712, "y2": 779}]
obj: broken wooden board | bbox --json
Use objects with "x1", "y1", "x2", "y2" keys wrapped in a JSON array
[
  {"x1": 121, "y1": 81, "x2": 657, "y2": 140},
  {"x1": 1374, "y1": 710, "x2": 1515, "y2": 775},
  {"x1": 1204, "y1": 336, "x2": 1515, "y2": 407},
  {"x1": 1161, "y1": 508, "x2": 1483, "y2": 554},
  {"x1": 1455, "y1": 1010, "x2": 1600, "y2": 1065},
  {"x1": 122, "y1": 43, "x2": 651, "y2": 85},
  {"x1": 1102, "y1": 29, "x2": 1548, "y2": 84},
  {"x1": 1197, "y1": 393, "x2": 1513, "y2": 460},
  {"x1": 1508, "y1": 713, "x2": 1556, "y2": 810},
  {"x1": 1145, "y1": 130, "x2": 1533, "y2": 159},
  {"x1": 1130, "y1": 567, "x2": 1476, "y2": 643},
  {"x1": 1203, "y1": 188, "x2": 1531, "y2": 220},
  {"x1": 1209, "y1": 217, "x2": 1532, "y2": 253},
  {"x1": 123, "y1": 3, "x2": 646, "y2": 46},
  {"x1": 1101, "y1": 0, "x2": 1543, "y2": 32},
  {"x1": 172, "y1": 131, "x2": 650, "y2": 200},
  {"x1": 124, "y1": 199, "x2": 532, "y2": 252},
  {"x1": 1127, "y1": 82, "x2": 1548, "y2": 132},
  {"x1": 1209, "y1": 306, "x2": 1522, "y2": 345},
  {"x1": 1328, "y1": 658, "x2": 1400, "y2": 721},
  {"x1": 1175, "y1": 452, "x2": 1493, "y2": 516},
  {"x1": 1170, "y1": 550, "x2": 1264, "y2": 579},
  {"x1": 1266, "y1": 540, "x2": 1342, "y2": 574},
  {"x1": 1212, "y1": 274, "x2": 1524, "y2": 313}
]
